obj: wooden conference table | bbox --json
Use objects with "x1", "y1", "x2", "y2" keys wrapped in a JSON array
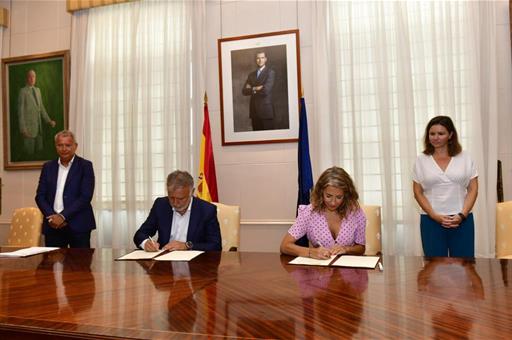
[{"x1": 1, "y1": 248, "x2": 511, "y2": 339}]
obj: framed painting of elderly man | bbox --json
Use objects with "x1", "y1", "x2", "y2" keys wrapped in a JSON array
[{"x1": 2, "y1": 50, "x2": 69, "y2": 170}]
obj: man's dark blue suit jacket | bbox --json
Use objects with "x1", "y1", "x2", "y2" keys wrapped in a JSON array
[
  {"x1": 133, "y1": 197, "x2": 222, "y2": 251},
  {"x1": 35, "y1": 156, "x2": 96, "y2": 234}
]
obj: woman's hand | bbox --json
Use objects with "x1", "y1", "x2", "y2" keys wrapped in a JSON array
[
  {"x1": 440, "y1": 214, "x2": 462, "y2": 228},
  {"x1": 432, "y1": 213, "x2": 458, "y2": 228},
  {"x1": 309, "y1": 246, "x2": 332, "y2": 260},
  {"x1": 330, "y1": 245, "x2": 348, "y2": 256},
  {"x1": 430, "y1": 213, "x2": 444, "y2": 224}
]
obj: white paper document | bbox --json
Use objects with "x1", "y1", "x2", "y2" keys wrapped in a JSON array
[
  {"x1": 331, "y1": 255, "x2": 380, "y2": 269},
  {"x1": 288, "y1": 255, "x2": 337, "y2": 266},
  {"x1": 0, "y1": 247, "x2": 59, "y2": 258},
  {"x1": 116, "y1": 249, "x2": 165, "y2": 260},
  {"x1": 154, "y1": 250, "x2": 204, "y2": 261}
]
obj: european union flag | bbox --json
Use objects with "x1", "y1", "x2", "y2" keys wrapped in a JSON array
[{"x1": 296, "y1": 97, "x2": 313, "y2": 246}]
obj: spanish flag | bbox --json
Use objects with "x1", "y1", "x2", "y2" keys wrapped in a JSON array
[{"x1": 197, "y1": 93, "x2": 218, "y2": 202}]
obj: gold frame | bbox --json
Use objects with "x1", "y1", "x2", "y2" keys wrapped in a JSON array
[{"x1": 2, "y1": 50, "x2": 70, "y2": 170}]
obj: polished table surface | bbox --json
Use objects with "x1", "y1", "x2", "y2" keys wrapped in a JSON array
[{"x1": 1, "y1": 248, "x2": 512, "y2": 339}]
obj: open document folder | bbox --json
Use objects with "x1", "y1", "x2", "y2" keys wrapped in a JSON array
[
  {"x1": 288, "y1": 255, "x2": 337, "y2": 266},
  {"x1": 116, "y1": 249, "x2": 165, "y2": 260},
  {"x1": 116, "y1": 250, "x2": 204, "y2": 261},
  {"x1": 331, "y1": 255, "x2": 380, "y2": 269},
  {"x1": 153, "y1": 250, "x2": 204, "y2": 261},
  {"x1": 0, "y1": 247, "x2": 59, "y2": 258},
  {"x1": 289, "y1": 254, "x2": 380, "y2": 269}
]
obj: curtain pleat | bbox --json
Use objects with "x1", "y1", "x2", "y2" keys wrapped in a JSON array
[
  {"x1": 70, "y1": 0, "x2": 205, "y2": 248},
  {"x1": 313, "y1": 1, "x2": 499, "y2": 257}
]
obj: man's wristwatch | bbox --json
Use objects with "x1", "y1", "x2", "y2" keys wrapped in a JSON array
[
  {"x1": 458, "y1": 212, "x2": 466, "y2": 221},
  {"x1": 185, "y1": 241, "x2": 193, "y2": 250}
]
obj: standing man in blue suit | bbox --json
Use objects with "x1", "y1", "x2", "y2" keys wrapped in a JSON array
[
  {"x1": 35, "y1": 130, "x2": 96, "y2": 248},
  {"x1": 134, "y1": 170, "x2": 222, "y2": 252}
]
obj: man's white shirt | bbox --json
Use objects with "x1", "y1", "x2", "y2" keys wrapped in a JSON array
[
  {"x1": 53, "y1": 156, "x2": 75, "y2": 214},
  {"x1": 170, "y1": 199, "x2": 192, "y2": 242}
]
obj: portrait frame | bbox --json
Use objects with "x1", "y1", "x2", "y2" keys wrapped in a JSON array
[
  {"x1": 218, "y1": 30, "x2": 301, "y2": 146},
  {"x1": 2, "y1": 50, "x2": 69, "y2": 170}
]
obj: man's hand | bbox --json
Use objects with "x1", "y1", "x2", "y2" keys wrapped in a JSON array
[
  {"x1": 49, "y1": 120, "x2": 56, "y2": 128},
  {"x1": 47, "y1": 214, "x2": 65, "y2": 228},
  {"x1": 144, "y1": 239, "x2": 160, "y2": 252},
  {"x1": 21, "y1": 129, "x2": 31, "y2": 138},
  {"x1": 163, "y1": 240, "x2": 188, "y2": 251}
]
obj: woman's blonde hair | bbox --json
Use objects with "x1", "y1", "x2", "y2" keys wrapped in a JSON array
[{"x1": 311, "y1": 166, "x2": 360, "y2": 219}]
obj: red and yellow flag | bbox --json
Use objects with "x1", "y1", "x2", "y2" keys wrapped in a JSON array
[{"x1": 197, "y1": 93, "x2": 218, "y2": 202}]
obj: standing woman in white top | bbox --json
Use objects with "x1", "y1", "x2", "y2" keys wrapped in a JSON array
[{"x1": 413, "y1": 116, "x2": 478, "y2": 257}]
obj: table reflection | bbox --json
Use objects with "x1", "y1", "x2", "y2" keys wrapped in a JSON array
[
  {"x1": 417, "y1": 257, "x2": 484, "y2": 338},
  {"x1": 500, "y1": 259, "x2": 509, "y2": 287},
  {"x1": 136, "y1": 252, "x2": 221, "y2": 333},
  {"x1": 38, "y1": 250, "x2": 96, "y2": 319},
  {"x1": 281, "y1": 256, "x2": 369, "y2": 338},
  {"x1": 3, "y1": 252, "x2": 512, "y2": 338},
  {"x1": 0, "y1": 249, "x2": 96, "y2": 327}
]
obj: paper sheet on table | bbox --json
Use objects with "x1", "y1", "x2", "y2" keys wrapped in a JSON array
[
  {"x1": 0, "y1": 247, "x2": 59, "y2": 258},
  {"x1": 116, "y1": 249, "x2": 165, "y2": 260},
  {"x1": 288, "y1": 255, "x2": 336, "y2": 266},
  {"x1": 153, "y1": 250, "x2": 204, "y2": 261},
  {"x1": 331, "y1": 255, "x2": 380, "y2": 268}
]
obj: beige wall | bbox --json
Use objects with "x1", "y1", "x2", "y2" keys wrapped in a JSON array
[
  {"x1": 205, "y1": 1, "x2": 314, "y2": 251},
  {"x1": 0, "y1": 0, "x2": 71, "y2": 238},
  {"x1": 0, "y1": 1, "x2": 511, "y2": 252}
]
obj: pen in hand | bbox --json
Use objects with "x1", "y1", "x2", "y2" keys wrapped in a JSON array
[
  {"x1": 146, "y1": 236, "x2": 159, "y2": 252},
  {"x1": 314, "y1": 241, "x2": 331, "y2": 259}
]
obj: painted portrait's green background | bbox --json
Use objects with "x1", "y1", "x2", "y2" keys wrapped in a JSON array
[{"x1": 8, "y1": 58, "x2": 65, "y2": 162}]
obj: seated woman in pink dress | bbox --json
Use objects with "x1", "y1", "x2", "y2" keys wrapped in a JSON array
[{"x1": 280, "y1": 166, "x2": 366, "y2": 259}]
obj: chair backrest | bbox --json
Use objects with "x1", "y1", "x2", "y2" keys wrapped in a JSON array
[
  {"x1": 7, "y1": 207, "x2": 43, "y2": 247},
  {"x1": 212, "y1": 202, "x2": 241, "y2": 251},
  {"x1": 496, "y1": 201, "x2": 512, "y2": 258},
  {"x1": 362, "y1": 205, "x2": 382, "y2": 255}
]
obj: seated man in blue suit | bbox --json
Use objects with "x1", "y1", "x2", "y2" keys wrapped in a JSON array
[
  {"x1": 35, "y1": 130, "x2": 96, "y2": 248},
  {"x1": 134, "y1": 170, "x2": 222, "y2": 252}
]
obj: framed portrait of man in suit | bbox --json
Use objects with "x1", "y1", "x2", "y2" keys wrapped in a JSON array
[
  {"x1": 218, "y1": 30, "x2": 301, "y2": 146},
  {"x1": 2, "y1": 50, "x2": 69, "y2": 170}
]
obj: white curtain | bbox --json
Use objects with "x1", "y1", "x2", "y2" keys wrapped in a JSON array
[
  {"x1": 70, "y1": 0, "x2": 206, "y2": 248},
  {"x1": 312, "y1": 1, "x2": 498, "y2": 256}
]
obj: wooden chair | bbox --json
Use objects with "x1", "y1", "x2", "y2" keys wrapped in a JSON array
[
  {"x1": 362, "y1": 205, "x2": 382, "y2": 255},
  {"x1": 7, "y1": 207, "x2": 43, "y2": 247},
  {"x1": 212, "y1": 202, "x2": 241, "y2": 251},
  {"x1": 496, "y1": 201, "x2": 512, "y2": 259}
]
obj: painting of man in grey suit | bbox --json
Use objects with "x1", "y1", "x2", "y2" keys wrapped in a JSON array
[{"x1": 18, "y1": 69, "x2": 56, "y2": 157}]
